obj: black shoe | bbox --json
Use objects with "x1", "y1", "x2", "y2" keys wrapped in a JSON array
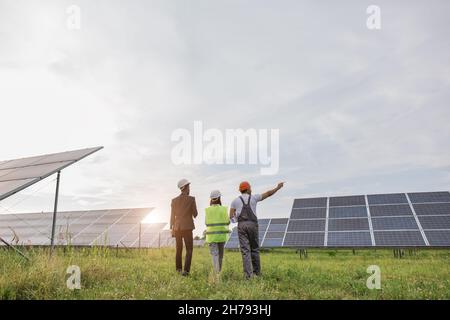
[{"x1": 182, "y1": 271, "x2": 189, "y2": 277}]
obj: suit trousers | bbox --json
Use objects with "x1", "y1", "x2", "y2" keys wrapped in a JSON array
[{"x1": 175, "y1": 230, "x2": 193, "y2": 273}]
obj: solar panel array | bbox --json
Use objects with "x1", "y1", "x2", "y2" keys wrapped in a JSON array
[
  {"x1": 225, "y1": 191, "x2": 450, "y2": 248},
  {"x1": 0, "y1": 147, "x2": 103, "y2": 202},
  {"x1": 0, "y1": 208, "x2": 168, "y2": 247}
]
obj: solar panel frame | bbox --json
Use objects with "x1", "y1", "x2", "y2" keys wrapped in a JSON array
[{"x1": 0, "y1": 147, "x2": 103, "y2": 202}]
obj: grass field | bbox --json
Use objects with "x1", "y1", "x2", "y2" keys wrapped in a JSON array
[{"x1": 0, "y1": 246, "x2": 449, "y2": 299}]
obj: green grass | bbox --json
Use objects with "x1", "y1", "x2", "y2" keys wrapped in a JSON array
[{"x1": 0, "y1": 246, "x2": 449, "y2": 299}]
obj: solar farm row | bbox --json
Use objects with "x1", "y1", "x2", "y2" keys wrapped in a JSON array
[{"x1": 225, "y1": 191, "x2": 450, "y2": 248}]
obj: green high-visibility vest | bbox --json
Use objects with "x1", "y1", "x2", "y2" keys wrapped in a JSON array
[{"x1": 205, "y1": 205, "x2": 230, "y2": 243}]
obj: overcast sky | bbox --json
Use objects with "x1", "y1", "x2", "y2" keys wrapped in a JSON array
[{"x1": 1, "y1": 0, "x2": 449, "y2": 234}]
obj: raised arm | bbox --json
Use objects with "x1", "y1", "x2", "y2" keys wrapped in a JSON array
[{"x1": 261, "y1": 182, "x2": 285, "y2": 201}]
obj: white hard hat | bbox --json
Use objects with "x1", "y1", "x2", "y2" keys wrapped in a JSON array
[
  {"x1": 177, "y1": 178, "x2": 190, "y2": 190},
  {"x1": 210, "y1": 190, "x2": 222, "y2": 199}
]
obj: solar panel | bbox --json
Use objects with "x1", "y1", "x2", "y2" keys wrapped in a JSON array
[
  {"x1": 329, "y1": 195, "x2": 365, "y2": 207},
  {"x1": 291, "y1": 208, "x2": 326, "y2": 219},
  {"x1": 283, "y1": 232, "x2": 324, "y2": 247},
  {"x1": 328, "y1": 218, "x2": 369, "y2": 231},
  {"x1": 367, "y1": 193, "x2": 408, "y2": 205},
  {"x1": 267, "y1": 223, "x2": 287, "y2": 232},
  {"x1": 224, "y1": 191, "x2": 450, "y2": 249},
  {"x1": 292, "y1": 197, "x2": 327, "y2": 208},
  {"x1": 424, "y1": 230, "x2": 450, "y2": 246},
  {"x1": 262, "y1": 238, "x2": 283, "y2": 247},
  {"x1": 408, "y1": 192, "x2": 450, "y2": 203},
  {"x1": 0, "y1": 208, "x2": 152, "y2": 246},
  {"x1": 327, "y1": 232, "x2": 372, "y2": 247},
  {"x1": 418, "y1": 215, "x2": 450, "y2": 230},
  {"x1": 329, "y1": 206, "x2": 367, "y2": 218},
  {"x1": 287, "y1": 219, "x2": 325, "y2": 232},
  {"x1": 0, "y1": 147, "x2": 103, "y2": 202},
  {"x1": 371, "y1": 216, "x2": 419, "y2": 231},
  {"x1": 374, "y1": 231, "x2": 426, "y2": 246},
  {"x1": 413, "y1": 203, "x2": 450, "y2": 216},
  {"x1": 265, "y1": 231, "x2": 285, "y2": 239},
  {"x1": 369, "y1": 204, "x2": 413, "y2": 217}
]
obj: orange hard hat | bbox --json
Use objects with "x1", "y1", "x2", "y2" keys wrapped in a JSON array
[{"x1": 239, "y1": 181, "x2": 251, "y2": 192}]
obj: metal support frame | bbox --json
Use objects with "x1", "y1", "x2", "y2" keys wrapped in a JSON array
[
  {"x1": 138, "y1": 223, "x2": 142, "y2": 249},
  {"x1": 405, "y1": 193, "x2": 430, "y2": 246},
  {"x1": 324, "y1": 197, "x2": 330, "y2": 246},
  {"x1": 50, "y1": 171, "x2": 61, "y2": 255},
  {"x1": 0, "y1": 236, "x2": 30, "y2": 261},
  {"x1": 364, "y1": 195, "x2": 376, "y2": 246}
]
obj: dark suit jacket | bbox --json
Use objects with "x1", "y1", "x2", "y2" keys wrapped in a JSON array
[{"x1": 170, "y1": 194, "x2": 198, "y2": 231}]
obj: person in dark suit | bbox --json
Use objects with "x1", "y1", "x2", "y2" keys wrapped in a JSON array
[{"x1": 170, "y1": 178, "x2": 198, "y2": 276}]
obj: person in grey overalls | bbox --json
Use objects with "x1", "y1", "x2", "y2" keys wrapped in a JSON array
[{"x1": 230, "y1": 181, "x2": 284, "y2": 279}]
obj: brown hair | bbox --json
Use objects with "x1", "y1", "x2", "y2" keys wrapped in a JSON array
[{"x1": 210, "y1": 197, "x2": 222, "y2": 206}]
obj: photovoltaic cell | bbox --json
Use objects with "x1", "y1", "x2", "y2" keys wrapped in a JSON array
[
  {"x1": 329, "y1": 195, "x2": 365, "y2": 207},
  {"x1": 408, "y1": 192, "x2": 450, "y2": 204},
  {"x1": 418, "y1": 215, "x2": 450, "y2": 230},
  {"x1": 329, "y1": 206, "x2": 367, "y2": 218},
  {"x1": 270, "y1": 218, "x2": 289, "y2": 224},
  {"x1": 283, "y1": 232, "x2": 324, "y2": 247},
  {"x1": 328, "y1": 218, "x2": 369, "y2": 231},
  {"x1": 424, "y1": 230, "x2": 450, "y2": 246},
  {"x1": 327, "y1": 232, "x2": 372, "y2": 247},
  {"x1": 287, "y1": 219, "x2": 325, "y2": 232},
  {"x1": 371, "y1": 216, "x2": 419, "y2": 231},
  {"x1": 374, "y1": 231, "x2": 425, "y2": 246},
  {"x1": 262, "y1": 238, "x2": 283, "y2": 247},
  {"x1": 265, "y1": 232, "x2": 285, "y2": 239},
  {"x1": 267, "y1": 223, "x2": 287, "y2": 232},
  {"x1": 290, "y1": 208, "x2": 326, "y2": 219},
  {"x1": 367, "y1": 193, "x2": 408, "y2": 205},
  {"x1": 224, "y1": 240, "x2": 239, "y2": 249},
  {"x1": 413, "y1": 203, "x2": 450, "y2": 216},
  {"x1": 292, "y1": 197, "x2": 327, "y2": 208},
  {"x1": 369, "y1": 205, "x2": 413, "y2": 217}
]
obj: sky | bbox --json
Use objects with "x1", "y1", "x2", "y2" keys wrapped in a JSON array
[{"x1": 0, "y1": 0, "x2": 449, "y2": 236}]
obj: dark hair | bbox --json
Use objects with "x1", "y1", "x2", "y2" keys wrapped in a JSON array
[
  {"x1": 240, "y1": 189, "x2": 249, "y2": 194},
  {"x1": 210, "y1": 197, "x2": 222, "y2": 206}
]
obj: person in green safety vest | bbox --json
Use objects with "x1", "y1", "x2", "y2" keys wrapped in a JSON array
[{"x1": 205, "y1": 190, "x2": 230, "y2": 274}]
